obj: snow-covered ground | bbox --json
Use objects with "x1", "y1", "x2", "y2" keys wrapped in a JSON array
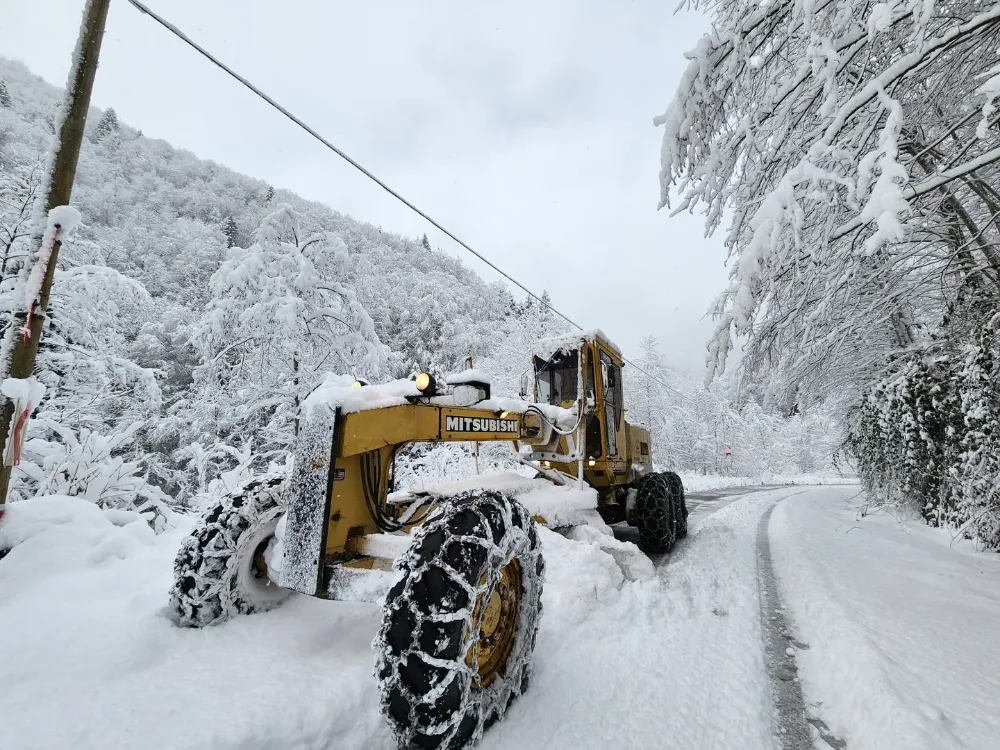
[
  {"x1": 770, "y1": 488, "x2": 1000, "y2": 750},
  {"x1": 0, "y1": 488, "x2": 791, "y2": 749},
  {"x1": 3, "y1": 483, "x2": 996, "y2": 750}
]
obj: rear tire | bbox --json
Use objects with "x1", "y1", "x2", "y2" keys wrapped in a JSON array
[
  {"x1": 374, "y1": 490, "x2": 544, "y2": 749},
  {"x1": 664, "y1": 471, "x2": 687, "y2": 539},
  {"x1": 169, "y1": 474, "x2": 291, "y2": 628},
  {"x1": 635, "y1": 472, "x2": 677, "y2": 553}
]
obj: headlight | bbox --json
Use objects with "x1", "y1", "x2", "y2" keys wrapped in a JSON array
[
  {"x1": 415, "y1": 372, "x2": 437, "y2": 394},
  {"x1": 351, "y1": 379, "x2": 367, "y2": 387}
]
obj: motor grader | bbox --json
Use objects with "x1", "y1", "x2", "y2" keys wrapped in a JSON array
[{"x1": 169, "y1": 330, "x2": 687, "y2": 749}]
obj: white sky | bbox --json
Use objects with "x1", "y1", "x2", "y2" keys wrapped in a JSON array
[{"x1": 2, "y1": 0, "x2": 732, "y2": 376}]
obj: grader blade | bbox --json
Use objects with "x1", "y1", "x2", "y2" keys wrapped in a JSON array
[{"x1": 278, "y1": 404, "x2": 340, "y2": 595}]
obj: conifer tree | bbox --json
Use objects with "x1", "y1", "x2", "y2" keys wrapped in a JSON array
[
  {"x1": 93, "y1": 107, "x2": 119, "y2": 142},
  {"x1": 221, "y1": 215, "x2": 238, "y2": 248}
]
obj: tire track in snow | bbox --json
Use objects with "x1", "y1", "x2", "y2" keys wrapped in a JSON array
[
  {"x1": 651, "y1": 487, "x2": 846, "y2": 749},
  {"x1": 757, "y1": 496, "x2": 847, "y2": 750}
]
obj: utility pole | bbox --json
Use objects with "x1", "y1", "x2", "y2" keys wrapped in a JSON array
[{"x1": 0, "y1": 0, "x2": 111, "y2": 506}]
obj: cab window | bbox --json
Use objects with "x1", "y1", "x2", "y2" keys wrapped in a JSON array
[{"x1": 533, "y1": 349, "x2": 578, "y2": 406}]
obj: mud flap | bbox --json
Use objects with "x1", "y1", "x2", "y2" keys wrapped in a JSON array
[{"x1": 278, "y1": 404, "x2": 340, "y2": 595}]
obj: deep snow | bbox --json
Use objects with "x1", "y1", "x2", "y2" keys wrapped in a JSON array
[
  {"x1": 0, "y1": 488, "x2": 794, "y2": 749},
  {"x1": 9, "y1": 483, "x2": 984, "y2": 750},
  {"x1": 770, "y1": 488, "x2": 1000, "y2": 750}
]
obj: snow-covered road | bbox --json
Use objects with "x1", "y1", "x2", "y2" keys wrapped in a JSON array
[
  {"x1": 771, "y1": 489, "x2": 1000, "y2": 750},
  {"x1": 3, "y1": 483, "x2": 997, "y2": 750}
]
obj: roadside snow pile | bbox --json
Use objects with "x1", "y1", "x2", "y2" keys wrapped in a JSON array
[
  {"x1": 770, "y1": 488, "x2": 1000, "y2": 750},
  {"x1": 0, "y1": 486, "x2": 791, "y2": 749},
  {"x1": 679, "y1": 472, "x2": 857, "y2": 492},
  {"x1": 0, "y1": 495, "x2": 165, "y2": 576}
]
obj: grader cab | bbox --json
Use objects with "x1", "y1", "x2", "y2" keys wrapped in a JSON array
[{"x1": 169, "y1": 330, "x2": 686, "y2": 750}]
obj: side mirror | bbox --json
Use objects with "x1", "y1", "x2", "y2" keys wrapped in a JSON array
[{"x1": 519, "y1": 372, "x2": 530, "y2": 401}]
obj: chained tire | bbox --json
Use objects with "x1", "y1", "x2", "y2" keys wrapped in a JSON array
[
  {"x1": 635, "y1": 472, "x2": 677, "y2": 553},
  {"x1": 663, "y1": 471, "x2": 687, "y2": 539},
  {"x1": 169, "y1": 474, "x2": 291, "y2": 628},
  {"x1": 374, "y1": 490, "x2": 545, "y2": 750}
]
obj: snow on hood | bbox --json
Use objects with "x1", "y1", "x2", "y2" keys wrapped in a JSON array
[
  {"x1": 301, "y1": 373, "x2": 421, "y2": 418},
  {"x1": 302, "y1": 373, "x2": 579, "y2": 430},
  {"x1": 444, "y1": 368, "x2": 490, "y2": 385},
  {"x1": 531, "y1": 329, "x2": 621, "y2": 361}
]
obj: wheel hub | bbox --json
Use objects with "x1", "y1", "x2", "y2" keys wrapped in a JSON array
[
  {"x1": 250, "y1": 536, "x2": 273, "y2": 582},
  {"x1": 466, "y1": 559, "x2": 522, "y2": 688}
]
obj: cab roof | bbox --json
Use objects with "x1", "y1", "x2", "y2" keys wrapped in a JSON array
[{"x1": 531, "y1": 329, "x2": 622, "y2": 362}]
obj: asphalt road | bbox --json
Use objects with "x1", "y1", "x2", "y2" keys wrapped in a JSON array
[{"x1": 685, "y1": 484, "x2": 789, "y2": 521}]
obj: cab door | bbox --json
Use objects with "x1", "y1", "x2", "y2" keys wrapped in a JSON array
[{"x1": 599, "y1": 349, "x2": 623, "y2": 459}]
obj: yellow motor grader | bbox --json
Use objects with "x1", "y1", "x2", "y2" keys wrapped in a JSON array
[{"x1": 169, "y1": 330, "x2": 687, "y2": 749}]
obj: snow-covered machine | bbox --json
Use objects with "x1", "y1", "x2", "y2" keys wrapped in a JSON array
[{"x1": 169, "y1": 330, "x2": 686, "y2": 749}]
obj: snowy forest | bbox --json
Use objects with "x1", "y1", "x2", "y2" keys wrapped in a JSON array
[
  {"x1": 0, "y1": 56, "x2": 837, "y2": 526},
  {"x1": 659, "y1": 0, "x2": 1000, "y2": 546}
]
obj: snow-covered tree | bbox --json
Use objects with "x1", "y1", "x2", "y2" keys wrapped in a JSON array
[
  {"x1": 660, "y1": 0, "x2": 1000, "y2": 538},
  {"x1": 92, "y1": 106, "x2": 118, "y2": 142},
  {"x1": 187, "y1": 204, "x2": 388, "y2": 470},
  {"x1": 659, "y1": 0, "x2": 1000, "y2": 400},
  {"x1": 222, "y1": 215, "x2": 238, "y2": 248},
  {"x1": 0, "y1": 157, "x2": 41, "y2": 281},
  {"x1": 0, "y1": 79, "x2": 11, "y2": 108}
]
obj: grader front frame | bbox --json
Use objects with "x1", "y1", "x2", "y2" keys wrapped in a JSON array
[{"x1": 168, "y1": 330, "x2": 687, "y2": 750}]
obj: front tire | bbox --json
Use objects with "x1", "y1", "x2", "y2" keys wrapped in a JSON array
[
  {"x1": 663, "y1": 471, "x2": 687, "y2": 539},
  {"x1": 374, "y1": 490, "x2": 544, "y2": 749},
  {"x1": 169, "y1": 474, "x2": 291, "y2": 628},
  {"x1": 635, "y1": 472, "x2": 677, "y2": 553}
]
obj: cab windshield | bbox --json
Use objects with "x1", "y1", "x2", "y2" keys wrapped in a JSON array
[{"x1": 533, "y1": 349, "x2": 579, "y2": 406}]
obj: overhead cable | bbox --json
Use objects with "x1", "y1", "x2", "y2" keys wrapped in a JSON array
[{"x1": 126, "y1": 0, "x2": 688, "y2": 400}]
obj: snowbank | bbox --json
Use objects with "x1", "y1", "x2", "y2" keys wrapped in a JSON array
[
  {"x1": 678, "y1": 472, "x2": 858, "y2": 492},
  {"x1": 770, "y1": 488, "x2": 1000, "y2": 750},
  {"x1": 0, "y1": 495, "x2": 161, "y2": 580}
]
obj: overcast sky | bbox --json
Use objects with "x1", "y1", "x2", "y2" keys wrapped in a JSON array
[{"x1": 2, "y1": 0, "x2": 730, "y2": 376}]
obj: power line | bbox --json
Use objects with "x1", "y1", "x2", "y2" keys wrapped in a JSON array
[
  {"x1": 125, "y1": 0, "x2": 688, "y2": 401},
  {"x1": 125, "y1": 0, "x2": 579, "y2": 329}
]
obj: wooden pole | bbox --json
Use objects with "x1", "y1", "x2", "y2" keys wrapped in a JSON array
[{"x1": 0, "y1": 0, "x2": 112, "y2": 506}]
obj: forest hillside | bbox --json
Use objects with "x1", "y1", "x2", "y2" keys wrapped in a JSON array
[{"x1": 0, "y1": 56, "x2": 839, "y2": 521}]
